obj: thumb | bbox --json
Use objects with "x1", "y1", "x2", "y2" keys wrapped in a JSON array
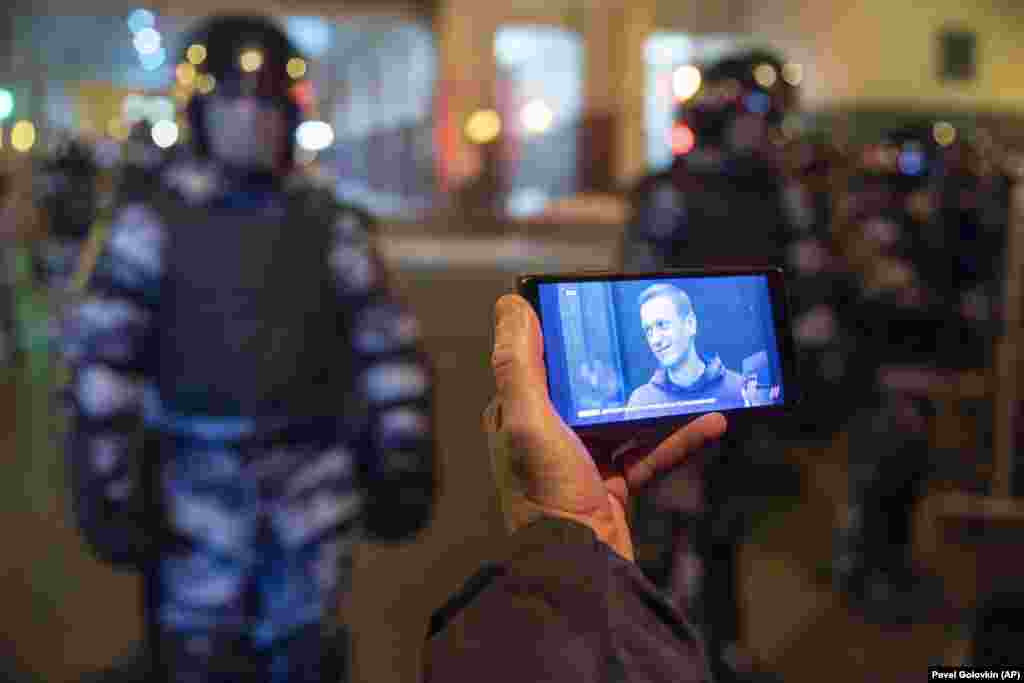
[{"x1": 491, "y1": 294, "x2": 549, "y2": 418}]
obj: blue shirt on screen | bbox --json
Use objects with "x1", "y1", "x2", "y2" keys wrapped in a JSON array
[{"x1": 626, "y1": 354, "x2": 745, "y2": 412}]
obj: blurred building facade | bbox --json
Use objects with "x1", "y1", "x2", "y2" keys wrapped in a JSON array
[{"x1": 2, "y1": 0, "x2": 1023, "y2": 220}]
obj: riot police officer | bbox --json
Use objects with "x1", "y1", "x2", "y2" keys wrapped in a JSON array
[
  {"x1": 114, "y1": 120, "x2": 169, "y2": 205},
  {"x1": 621, "y1": 49, "x2": 798, "y2": 273},
  {"x1": 29, "y1": 135, "x2": 101, "y2": 358},
  {"x1": 622, "y1": 51, "x2": 868, "y2": 440},
  {"x1": 61, "y1": 15, "x2": 436, "y2": 682},
  {"x1": 624, "y1": 49, "x2": 809, "y2": 683},
  {"x1": 829, "y1": 124, "x2": 1009, "y2": 624},
  {"x1": 32, "y1": 135, "x2": 99, "y2": 293}
]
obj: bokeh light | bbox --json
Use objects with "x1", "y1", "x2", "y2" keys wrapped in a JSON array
[
  {"x1": 133, "y1": 27, "x2": 162, "y2": 55},
  {"x1": 672, "y1": 65, "x2": 702, "y2": 102},
  {"x1": 670, "y1": 123, "x2": 696, "y2": 156},
  {"x1": 745, "y1": 91, "x2": 771, "y2": 115},
  {"x1": 240, "y1": 49, "x2": 264, "y2": 73},
  {"x1": 151, "y1": 119, "x2": 178, "y2": 148},
  {"x1": 107, "y1": 118, "x2": 130, "y2": 141},
  {"x1": 285, "y1": 17, "x2": 332, "y2": 59},
  {"x1": 139, "y1": 47, "x2": 167, "y2": 71},
  {"x1": 287, "y1": 58, "x2": 307, "y2": 79},
  {"x1": 296, "y1": 120, "x2": 334, "y2": 151},
  {"x1": 11, "y1": 120, "x2": 36, "y2": 152},
  {"x1": 197, "y1": 74, "x2": 216, "y2": 95},
  {"x1": 933, "y1": 121, "x2": 957, "y2": 147},
  {"x1": 754, "y1": 63, "x2": 778, "y2": 88},
  {"x1": 506, "y1": 187, "x2": 549, "y2": 217},
  {"x1": 126, "y1": 9, "x2": 156, "y2": 34},
  {"x1": 521, "y1": 99, "x2": 554, "y2": 135},
  {"x1": 0, "y1": 89, "x2": 13, "y2": 121},
  {"x1": 186, "y1": 44, "x2": 207, "y2": 65},
  {"x1": 898, "y1": 146, "x2": 925, "y2": 175},
  {"x1": 782, "y1": 62, "x2": 804, "y2": 86},
  {"x1": 290, "y1": 81, "x2": 315, "y2": 111},
  {"x1": 176, "y1": 63, "x2": 196, "y2": 87},
  {"x1": 464, "y1": 109, "x2": 502, "y2": 145}
]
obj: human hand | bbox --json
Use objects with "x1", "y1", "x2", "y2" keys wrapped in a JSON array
[{"x1": 484, "y1": 294, "x2": 726, "y2": 561}]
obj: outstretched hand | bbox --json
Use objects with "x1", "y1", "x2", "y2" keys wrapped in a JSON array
[{"x1": 485, "y1": 294, "x2": 727, "y2": 561}]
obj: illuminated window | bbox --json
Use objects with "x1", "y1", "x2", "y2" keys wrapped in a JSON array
[
  {"x1": 495, "y1": 26, "x2": 583, "y2": 218},
  {"x1": 325, "y1": 19, "x2": 437, "y2": 217}
]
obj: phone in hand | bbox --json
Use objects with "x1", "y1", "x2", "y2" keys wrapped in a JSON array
[{"x1": 518, "y1": 267, "x2": 799, "y2": 443}]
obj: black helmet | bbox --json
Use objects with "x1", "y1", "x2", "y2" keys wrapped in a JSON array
[
  {"x1": 181, "y1": 15, "x2": 306, "y2": 166},
  {"x1": 44, "y1": 136, "x2": 98, "y2": 180},
  {"x1": 703, "y1": 49, "x2": 797, "y2": 123},
  {"x1": 34, "y1": 135, "x2": 99, "y2": 240},
  {"x1": 675, "y1": 49, "x2": 798, "y2": 152},
  {"x1": 116, "y1": 120, "x2": 167, "y2": 201},
  {"x1": 877, "y1": 123, "x2": 942, "y2": 192}
]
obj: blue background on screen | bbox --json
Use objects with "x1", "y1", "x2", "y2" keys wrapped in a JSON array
[{"x1": 538, "y1": 275, "x2": 784, "y2": 427}]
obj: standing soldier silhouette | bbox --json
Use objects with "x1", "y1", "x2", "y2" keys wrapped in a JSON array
[
  {"x1": 623, "y1": 50, "x2": 813, "y2": 683},
  {"x1": 62, "y1": 15, "x2": 436, "y2": 682}
]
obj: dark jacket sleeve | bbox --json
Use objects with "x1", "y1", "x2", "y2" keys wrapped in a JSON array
[
  {"x1": 326, "y1": 202, "x2": 437, "y2": 542},
  {"x1": 621, "y1": 174, "x2": 686, "y2": 272},
  {"x1": 60, "y1": 202, "x2": 165, "y2": 567},
  {"x1": 425, "y1": 517, "x2": 711, "y2": 683}
]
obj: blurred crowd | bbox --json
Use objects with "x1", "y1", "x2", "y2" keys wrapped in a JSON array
[
  {"x1": 0, "y1": 119, "x2": 168, "y2": 368},
  {"x1": 0, "y1": 24, "x2": 1021, "y2": 683},
  {"x1": 619, "y1": 49, "x2": 1019, "y2": 682}
]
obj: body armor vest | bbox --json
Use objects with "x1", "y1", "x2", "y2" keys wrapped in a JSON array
[
  {"x1": 152, "y1": 188, "x2": 350, "y2": 418},
  {"x1": 667, "y1": 169, "x2": 790, "y2": 269}
]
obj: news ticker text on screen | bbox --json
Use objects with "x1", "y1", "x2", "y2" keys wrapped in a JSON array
[
  {"x1": 577, "y1": 398, "x2": 717, "y2": 418},
  {"x1": 929, "y1": 667, "x2": 1023, "y2": 680}
]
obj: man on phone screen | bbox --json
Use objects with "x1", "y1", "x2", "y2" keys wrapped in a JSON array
[{"x1": 627, "y1": 283, "x2": 745, "y2": 412}]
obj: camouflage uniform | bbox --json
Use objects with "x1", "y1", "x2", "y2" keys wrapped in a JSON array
[{"x1": 62, "y1": 156, "x2": 435, "y2": 682}]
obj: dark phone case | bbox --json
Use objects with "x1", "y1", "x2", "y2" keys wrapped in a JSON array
[{"x1": 517, "y1": 267, "x2": 801, "y2": 445}]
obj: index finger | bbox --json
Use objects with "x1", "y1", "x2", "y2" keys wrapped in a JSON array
[{"x1": 620, "y1": 413, "x2": 727, "y2": 490}]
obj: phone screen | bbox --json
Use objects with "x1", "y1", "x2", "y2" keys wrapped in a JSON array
[{"x1": 536, "y1": 273, "x2": 788, "y2": 428}]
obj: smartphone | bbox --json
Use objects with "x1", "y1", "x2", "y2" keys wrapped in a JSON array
[{"x1": 518, "y1": 267, "x2": 799, "y2": 442}]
